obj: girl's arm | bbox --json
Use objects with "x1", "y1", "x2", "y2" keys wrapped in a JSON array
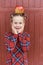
[{"x1": 19, "y1": 33, "x2": 30, "y2": 52}]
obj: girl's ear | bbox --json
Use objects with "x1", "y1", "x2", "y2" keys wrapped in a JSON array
[
  {"x1": 10, "y1": 18, "x2": 13, "y2": 23},
  {"x1": 24, "y1": 16, "x2": 26, "y2": 23},
  {"x1": 10, "y1": 14, "x2": 14, "y2": 18},
  {"x1": 10, "y1": 14, "x2": 14, "y2": 23}
]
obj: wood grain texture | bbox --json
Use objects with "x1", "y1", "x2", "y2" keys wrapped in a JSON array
[{"x1": 0, "y1": 0, "x2": 43, "y2": 65}]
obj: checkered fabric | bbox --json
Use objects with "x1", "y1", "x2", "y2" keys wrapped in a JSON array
[{"x1": 4, "y1": 32, "x2": 30, "y2": 65}]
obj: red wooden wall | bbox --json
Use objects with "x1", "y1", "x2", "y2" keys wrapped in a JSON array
[{"x1": 0, "y1": 0, "x2": 43, "y2": 65}]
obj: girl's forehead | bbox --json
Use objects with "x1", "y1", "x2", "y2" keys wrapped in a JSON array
[{"x1": 12, "y1": 15, "x2": 24, "y2": 22}]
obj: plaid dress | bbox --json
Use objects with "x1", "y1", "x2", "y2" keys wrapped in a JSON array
[{"x1": 4, "y1": 32, "x2": 30, "y2": 65}]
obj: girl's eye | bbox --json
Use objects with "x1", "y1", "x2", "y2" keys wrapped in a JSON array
[
  {"x1": 14, "y1": 22, "x2": 17, "y2": 24},
  {"x1": 14, "y1": 22, "x2": 22, "y2": 24},
  {"x1": 19, "y1": 22, "x2": 22, "y2": 24}
]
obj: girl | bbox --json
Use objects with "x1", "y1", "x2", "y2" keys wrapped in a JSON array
[{"x1": 5, "y1": 6, "x2": 30, "y2": 65}]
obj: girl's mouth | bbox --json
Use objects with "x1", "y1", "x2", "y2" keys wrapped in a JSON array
[{"x1": 15, "y1": 27, "x2": 21, "y2": 29}]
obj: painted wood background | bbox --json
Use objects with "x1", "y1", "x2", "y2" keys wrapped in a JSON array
[{"x1": 0, "y1": 0, "x2": 43, "y2": 65}]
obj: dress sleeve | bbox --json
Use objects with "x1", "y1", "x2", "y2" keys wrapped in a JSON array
[
  {"x1": 19, "y1": 33, "x2": 30, "y2": 52},
  {"x1": 4, "y1": 33, "x2": 18, "y2": 65},
  {"x1": 6, "y1": 52, "x2": 12, "y2": 65},
  {"x1": 4, "y1": 33, "x2": 17, "y2": 52}
]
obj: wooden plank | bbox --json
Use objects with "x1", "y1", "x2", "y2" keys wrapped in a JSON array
[
  {"x1": 34, "y1": 0, "x2": 41, "y2": 8},
  {"x1": 16, "y1": 0, "x2": 23, "y2": 6},
  {"x1": 28, "y1": 10, "x2": 35, "y2": 65},
  {"x1": 22, "y1": 0, "x2": 29, "y2": 8},
  {"x1": 29, "y1": 0, "x2": 35, "y2": 8},
  {"x1": 39, "y1": 11, "x2": 43, "y2": 65},
  {"x1": 33, "y1": 11, "x2": 41, "y2": 65},
  {"x1": 41, "y1": 0, "x2": 43, "y2": 7}
]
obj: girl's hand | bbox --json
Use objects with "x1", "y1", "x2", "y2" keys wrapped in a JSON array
[{"x1": 12, "y1": 25, "x2": 24, "y2": 34}]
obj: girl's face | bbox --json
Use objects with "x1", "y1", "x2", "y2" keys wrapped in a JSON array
[{"x1": 11, "y1": 15, "x2": 25, "y2": 34}]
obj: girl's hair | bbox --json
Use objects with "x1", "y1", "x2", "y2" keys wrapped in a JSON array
[{"x1": 10, "y1": 13, "x2": 27, "y2": 23}]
